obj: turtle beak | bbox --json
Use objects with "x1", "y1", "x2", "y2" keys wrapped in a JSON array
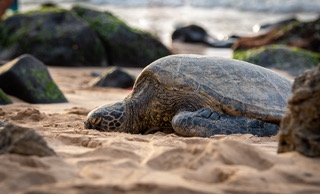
[
  {"x1": 84, "y1": 106, "x2": 103, "y2": 129},
  {"x1": 84, "y1": 116, "x2": 102, "y2": 129}
]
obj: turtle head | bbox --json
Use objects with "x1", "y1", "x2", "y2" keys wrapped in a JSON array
[{"x1": 84, "y1": 102, "x2": 128, "y2": 132}]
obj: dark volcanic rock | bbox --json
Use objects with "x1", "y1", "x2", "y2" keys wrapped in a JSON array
[
  {"x1": 0, "y1": 54, "x2": 67, "y2": 103},
  {"x1": 233, "y1": 18, "x2": 320, "y2": 53},
  {"x1": 172, "y1": 24, "x2": 237, "y2": 48},
  {"x1": 90, "y1": 67, "x2": 134, "y2": 89},
  {"x1": 0, "y1": 122, "x2": 56, "y2": 157},
  {"x1": 233, "y1": 45, "x2": 320, "y2": 76},
  {"x1": 278, "y1": 66, "x2": 320, "y2": 157},
  {"x1": 0, "y1": 7, "x2": 107, "y2": 66},
  {"x1": 0, "y1": 5, "x2": 172, "y2": 67},
  {"x1": 0, "y1": 89, "x2": 11, "y2": 105},
  {"x1": 72, "y1": 5, "x2": 171, "y2": 67},
  {"x1": 172, "y1": 24, "x2": 208, "y2": 43}
]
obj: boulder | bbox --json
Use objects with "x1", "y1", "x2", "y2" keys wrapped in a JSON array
[
  {"x1": 0, "y1": 6, "x2": 107, "y2": 66},
  {"x1": 278, "y1": 66, "x2": 320, "y2": 157},
  {"x1": 233, "y1": 17, "x2": 320, "y2": 53},
  {"x1": 172, "y1": 24, "x2": 238, "y2": 48},
  {"x1": 0, "y1": 89, "x2": 11, "y2": 105},
  {"x1": 72, "y1": 5, "x2": 171, "y2": 67},
  {"x1": 89, "y1": 67, "x2": 134, "y2": 89},
  {"x1": 233, "y1": 45, "x2": 320, "y2": 76},
  {"x1": 172, "y1": 24, "x2": 208, "y2": 43},
  {"x1": 0, "y1": 54, "x2": 67, "y2": 103},
  {"x1": 252, "y1": 17, "x2": 298, "y2": 33},
  {"x1": 0, "y1": 122, "x2": 56, "y2": 157}
]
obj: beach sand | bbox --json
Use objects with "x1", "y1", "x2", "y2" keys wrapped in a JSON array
[{"x1": 0, "y1": 52, "x2": 319, "y2": 193}]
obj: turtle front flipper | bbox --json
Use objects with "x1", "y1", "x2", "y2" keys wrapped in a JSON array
[{"x1": 172, "y1": 108, "x2": 279, "y2": 137}]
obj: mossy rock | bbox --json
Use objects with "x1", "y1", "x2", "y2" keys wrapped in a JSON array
[
  {"x1": 0, "y1": 88, "x2": 12, "y2": 105},
  {"x1": 233, "y1": 45, "x2": 320, "y2": 76},
  {"x1": 233, "y1": 18, "x2": 320, "y2": 53},
  {"x1": 0, "y1": 54, "x2": 67, "y2": 103},
  {"x1": 72, "y1": 5, "x2": 171, "y2": 67},
  {"x1": 0, "y1": 6, "x2": 107, "y2": 66}
]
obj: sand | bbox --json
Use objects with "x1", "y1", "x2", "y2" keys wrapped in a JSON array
[{"x1": 0, "y1": 60, "x2": 319, "y2": 193}]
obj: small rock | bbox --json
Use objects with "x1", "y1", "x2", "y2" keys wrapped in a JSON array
[
  {"x1": 89, "y1": 67, "x2": 135, "y2": 89},
  {"x1": 0, "y1": 123, "x2": 56, "y2": 157},
  {"x1": 278, "y1": 66, "x2": 320, "y2": 157},
  {"x1": 172, "y1": 24, "x2": 209, "y2": 43},
  {"x1": 0, "y1": 54, "x2": 67, "y2": 103},
  {"x1": 172, "y1": 24, "x2": 237, "y2": 48}
]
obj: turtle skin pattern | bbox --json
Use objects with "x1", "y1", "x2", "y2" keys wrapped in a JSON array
[{"x1": 172, "y1": 108, "x2": 279, "y2": 137}]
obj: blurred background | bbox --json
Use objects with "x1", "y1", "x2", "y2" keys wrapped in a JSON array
[
  {"x1": 17, "y1": 0, "x2": 320, "y2": 52},
  {"x1": 1, "y1": 0, "x2": 319, "y2": 66}
]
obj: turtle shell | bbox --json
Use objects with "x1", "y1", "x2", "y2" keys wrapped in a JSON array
[{"x1": 133, "y1": 54, "x2": 292, "y2": 123}]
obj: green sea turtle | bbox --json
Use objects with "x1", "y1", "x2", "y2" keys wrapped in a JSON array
[{"x1": 84, "y1": 54, "x2": 292, "y2": 137}]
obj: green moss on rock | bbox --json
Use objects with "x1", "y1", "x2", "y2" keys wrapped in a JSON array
[
  {"x1": 0, "y1": 54, "x2": 67, "y2": 104},
  {"x1": 27, "y1": 67, "x2": 66, "y2": 101},
  {"x1": 72, "y1": 5, "x2": 171, "y2": 67},
  {"x1": 0, "y1": 89, "x2": 12, "y2": 105},
  {"x1": 0, "y1": 5, "x2": 171, "y2": 67},
  {"x1": 0, "y1": 7, "x2": 106, "y2": 66},
  {"x1": 233, "y1": 45, "x2": 320, "y2": 76},
  {"x1": 233, "y1": 18, "x2": 320, "y2": 53}
]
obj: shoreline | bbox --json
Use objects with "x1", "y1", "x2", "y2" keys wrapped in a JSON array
[{"x1": 16, "y1": 3, "x2": 319, "y2": 47}]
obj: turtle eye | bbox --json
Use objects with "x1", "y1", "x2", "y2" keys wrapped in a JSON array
[
  {"x1": 84, "y1": 116, "x2": 100, "y2": 129},
  {"x1": 94, "y1": 117, "x2": 102, "y2": 125}
]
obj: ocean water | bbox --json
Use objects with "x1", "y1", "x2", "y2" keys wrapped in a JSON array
[
  {"x1": 17, "y1": 0, "x2": 320, "y2": 58},
  {"x1": 20, "y1": 0, "x2": 320, "y2": 13}
]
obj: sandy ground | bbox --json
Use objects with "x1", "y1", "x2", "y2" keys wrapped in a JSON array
[{"x1": 0, "y1": 53, "x2": 319, "y2": 193}]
